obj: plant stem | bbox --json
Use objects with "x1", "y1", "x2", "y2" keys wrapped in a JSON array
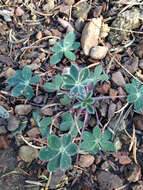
[
  {"x1": 94, "y1": 95, "x2": 126, "y2": 101},
  {"x1": 69, "y1": 108, "x2": 82, "y2": 134},
  {"x1": 76, "y1": 109, "x2": 89, "y2": 165}
]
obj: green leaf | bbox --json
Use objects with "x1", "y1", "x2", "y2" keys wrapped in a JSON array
[
  {"x1": 30, "y1": 75, "x2": 40, "y2": 84},
  {"x1": 78, "y1": 85, "x2": 86, "y2": 99},
  {"x1": 70, "y1": 42, "x2": 80, "y2": 50},
  {"x1": 48, "y1": 135, "x2": 61, "y2": 149},
  {"x1": 100, "y1": 139, "x2": 116, "y2": 152},
  {"x1": 127, "y1": 94, "x2": 138, "y2": 102},
  {"x1": 62, "y1": 134, "x2": 72, "y2": 147},
  {"x1": 60, "y1": 121, "x2": 73, "y2": 131},
  {"x1": 55, "y1": 74, "x2": 63, "y2": 88},
  {"x1": 22, "y1": 66, "x2": 32, "y2": 80},
  {"x1": 47, "y1": 153, "x2": 61, "y2": 171},
  {"x1": 24, "y1": 85, "x2": 34, "y2": 99},
  {"x1": 60, "y1": 152, "x2": 71, "y2": 171},
  {"x1": 12, "y1": 84, "x2": 25, "y2": 97},
  {"x1": 33, "y1": 112, "x2": 41, "y2": 123},
  {"x1": 79, "y1": 67, "x2": 90, "y2": 82},
  {"x1": 125, "y1": 84, "x2": 138, "y2": 94},
  {"x1": 0, "y1": 106, "x2": 9, "y2": 118},
  {"x1": 132, "y1": 79, "x2": 141, "y2": 88},
  {"x1": 40, "y1": 117, "x2": 52, "y2": 128},
  {"x1": 80, "y1": 126, "x2": 116, "y2": 153},
  {"x1": 93, "y1": 126, "x2": 102, "y2": 139},
  {"x1": 103, "y1": 129, "x2": 112, "y2": 140},
  {"x1": 70, "y1": 86, "x2": 79, "y2": 97},
  {"x1": 39, "y1": 117, "x2": 51, "y2": 137},
  {"x1": 66, "y1": 143, "x2": 78, "y2": 155},
  {"x1": 63, "y1": 32, "x2": 75, "y2": 47},
  {"x1": 51, "y1": 41, "x2": 63, "y2": 53},
  {"x1": 7, "y1": 67, "x2": 39, "y2": 100},
  {"x1": 94, "y1": 65, "x2": 103, "y2": 76},
  {"x1": 38, "y1": 147, "x2": 59, "y2": 161},
  {"x1": 63, "y1": 74, "x2": 75, "y2": 85},
  {"x1": 60, "y1": 94, "x2": 71, "y2": 105},
  {"x1": 87, "y1": 105, "x2": 95, "y2": 114},
  {"x1": 64, "y1": 50, "x2": 76, "y2": 61},
  {"x1": 70, "y1": 64, "x2": 79, "y2": 81},
  {"x1": 44, "y1": 82, "x2": 57, "y2": 92},
  {"x1": 50, "y1": 52, "x2": 63, "y2": 64}
]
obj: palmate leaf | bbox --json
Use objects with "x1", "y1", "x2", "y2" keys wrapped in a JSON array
[
  {"x1": 64, "y1": 50, "x2": 76, "y2": 61},
  {"x1": 70, "y1": 64, "x2": 78, "y2": 81},
  {"x1": 80, "y1": 126, "x2": 116, "y2": 153},
  {"x1": 92, "y1": 66, "x2": 109, "y2": 85},
  {"x1": 38, "y1": 134, "x2": 78, "y2": 172},
  {"x1": 7, "y1": 66, "x2": 40, "y2": 100},
  {"x1": 22, "y1": 66, "x2": 32, "y2": 80},
  {"x1": 50, "y1": 52, "x2": 63, "y2": 64},
  {"x1": 60, "y1": 94, "x2": 71, "y2": 105},
  {"x1": 126, "y1": 79, "x2": 143, "y2": 113},
  {"x1": 63, "y1": 32, "x2": 75, "y2": 47},
  {"x1": 50, "y1": 32, "x2": 79, "y2": 65}
]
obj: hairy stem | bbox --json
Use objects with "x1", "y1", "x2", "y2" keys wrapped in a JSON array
[
  {"x1": 94, "y1": 95, "x2": 126, "y2": 101},
  {"x1": 76, "y1": 109, "x2": 89, "y2": 164}
]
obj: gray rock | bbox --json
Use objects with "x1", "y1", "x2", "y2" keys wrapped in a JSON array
[
  {"x1": 72, "y1": 1, "x2": 91, "y2": 19},
  {"x1": 19, "y1": 145, "x2": 37, "y2": 162},
  {"x1": 124, "y1": 57, "x2": 138, "y2": 74},
  {"x1": 112, "y1": 71, "x2": 126, "y2": 87},
  {"x1": 81, "y1": 17, "x2": 102, "y2": 55},
  {"x1": 96, "y1": 171, "x2": 123, "y2": 190},
  {"x1": 15, "y1": 104, "x2": 32, "y2": 115},
  {"x1": 33, "y1": 95, "x2": 44, "y2": 104},
  {"x1": 90, "y1": 46, "x2": 108, "y2": 59},
  {"x1": 7, "y1": 115, "x2": 20, "y2": 131}
]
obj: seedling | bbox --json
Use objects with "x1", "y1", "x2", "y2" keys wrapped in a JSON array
[
  {"x1": 7, "y1": 66, "x2": 40, "y2": 100},
  {"x1": 126, "y1": 79, "x2": 143, "y2": 113},
  {"x1": 50, "y1": 32, "x2": 80, "y2": 64},
  {"x1": 38, "y1": 134, "x2": 78, "y2": 171},
  {"x1": 80, "y1": 126, "x2": 116, "y2": 153}
]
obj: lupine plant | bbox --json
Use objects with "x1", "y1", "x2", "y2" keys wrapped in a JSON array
[
  {"x1": 7, "y1": 32, "x2": 141, "y2": 173},
  {"x1": 7, "y1": 66, "x2": 40, "y2": 100},
  {"x1": 38, "y1": 134, "x2": 78, "y2": 171},
  {"x1": 50, "y1": 32, "x2": 80, "y2": 64}
]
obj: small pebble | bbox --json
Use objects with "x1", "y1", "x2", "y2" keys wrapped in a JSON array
[
  {"x1": 90, "y1": 46, "x2": 108, "y2": 59},
  {"x1": 15, "y1": 105, "x2": 32, "y2": 115},
  {"x1": 79, "y1": 155, "x2": 95, "y2": 168},
  {"x1": 33, "y1": 95, "x2": 44, "y2": 104},
  {"x1": 112, "y1": 71, "x2": 126, "y2": 87},
  {"x1": 7, "y1": 115, "x2": 20, "y2": 131},
  {"x1": 19, "y1": 145, "x2": 38, "y2": 162}
]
